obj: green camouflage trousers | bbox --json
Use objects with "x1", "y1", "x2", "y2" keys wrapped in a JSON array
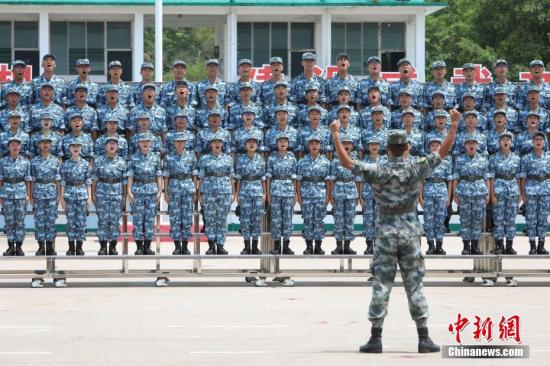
[{"x1": 368, "y1": 236, "x2": 429, "y2": 328}]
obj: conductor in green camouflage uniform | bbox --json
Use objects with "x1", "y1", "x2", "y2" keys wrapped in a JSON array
[{"x1": 330, "y1": 109, "x2": 461, "y2": 354}]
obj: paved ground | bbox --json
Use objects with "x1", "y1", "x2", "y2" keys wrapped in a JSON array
[{"x1": 1, "y1": 236, "x2": 549, "y2": 366}]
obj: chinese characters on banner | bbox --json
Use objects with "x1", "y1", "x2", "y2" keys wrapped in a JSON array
[
  {"x1": 451, "y1": 64, "x2": 493, "y2": 83},
  {"x1": 448, "y1": 313, "x2": 521, "y2": 344},
  {"x1": 0, "y1": 64, "x2": 33, "y2": 82}
]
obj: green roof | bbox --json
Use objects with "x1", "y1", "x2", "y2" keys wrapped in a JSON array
[{"x1": 0, "y1": 0, "x2": 446, "y2": 6}]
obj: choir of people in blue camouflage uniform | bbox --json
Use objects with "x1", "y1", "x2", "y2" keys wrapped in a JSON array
[{"x1": 1, "y1": 53, "x2": 549, "y2": 257}]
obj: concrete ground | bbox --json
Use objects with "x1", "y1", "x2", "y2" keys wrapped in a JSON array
[{"x1": 1, "y1": 235, "x2": 549, "y2": 366}]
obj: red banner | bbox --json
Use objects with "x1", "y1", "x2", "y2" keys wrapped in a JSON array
[
  {"x1": 0, "y1": 64, "x2": 33, "y2": 82},
  {"x1": 451, "y1": 64, "x2": 493, "y2": 84},
  {"x1": 519, "y1": 71, "x2": 550, "y2": 82}
]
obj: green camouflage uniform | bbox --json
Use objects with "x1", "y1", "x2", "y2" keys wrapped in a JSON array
[{"x1": 352, "y1": 130, "x2": 442, "y2": 328}]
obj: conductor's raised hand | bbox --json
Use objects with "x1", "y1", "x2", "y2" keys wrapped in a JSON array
[
  {"x1": 330, "y1": 120, "x2": 341, "y2": 136},
  {"x1": 449, "y1": 108, "x2": 461, "y2": 129}
]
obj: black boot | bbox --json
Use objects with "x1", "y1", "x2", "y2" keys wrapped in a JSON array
[
  {"x1": 181, "y1": 240, "x2": 191, "y2": 255},
  {"x1": 206, "y1": 240, "x2": 216, "y2": 255},
  {"x1": 98, "y1": 240, "x2": 108, "y2": 255},
  {"x1": 216, "y1": 244, "x2": 228, "y2": 255},
  {"x1": 134, "y1": 240, "x2": 143, "y2": 255},
  {"x1": 470, "y1": 240, "x2": 481, "y2": 255},
  {"x1": 251, "y1": 239, "x2": 262, "y2": 255},
  {"x1": 75, "y1": 240, "x2": 84, "y2": 256},
  {"x1": 425, "y1": 239, "x2": 435, "y2": 255},
  {"x1": 15, "y1": 241, "x2": 24, "y2": 256},
  {"x1": 359, "y1": 327, "x2": 382, "y2": 353},
  {"x1": 270, "y1": 239, "x2": 281, "y2": 255},
  {"x1": 364, "y1": 240, "x2": 374, "y2": 255},
  {"x1": 35, "y1": 241, "x2": 45, "y2": 256},
  {"x1": 172, "y1": 241, "x2": 182, "y2": 255},
  {"x1": 241, "y1": 239, "x2": 251, "y2": 255},
  {"x1": 314, "y1": 240, "x2": 325, "y2": 255},
  {"x1": 344, "y1": 240, "x2": 356, "y2": 255},
  {"x1": 461, "y1": 240, "x2": 470, "y2": 255},
  {"x1": 108, "y1": 240, "x2": 118, "y2": 255},
  {"x1": 3, "y1": 241, "x2": 15, "y2": 256},
  {"x1": 435, "y1": 240, "x2": 446, "y2": 255},
  {"x1": 417, "y1": 327, "x2": 440, "y2": 353},
  {"x1": 282, "y1": 239, "x2": 294, "y2": 255},
  {"x1": 331, "y1": 240, "x2": 343, "y2": 255},
  {"x1": 493, "y1": 239, "x2": 504, "y2": 255},
  {"x1": 528, "y1": 240, "x2": 537, "y2": 255},
  {"x1": 505, "y1": 239, "x2": 516, "y2": 255},
  {"x1": 143, "y1": 240, "x2": 155, "y2": 255},
  {"x1": 537, "y1": 239, "x2": 549, "y2": 255},
  {"x1": 66, "y1": 240, "x2": 76, "y2": 256},
  {"x1": 46, "y1": 241, "x2": 57, "y2": 256},
  {"x1": 303, "y1": 239, "x2": 313, "y2": 255}
]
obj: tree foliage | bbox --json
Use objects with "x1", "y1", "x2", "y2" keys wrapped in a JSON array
[{"x1": 426, "y1": 0, "x2": 550, "y2": 81}]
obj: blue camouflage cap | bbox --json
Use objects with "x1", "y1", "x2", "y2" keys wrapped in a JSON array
[
  {"x1": 274, "y1": 80, "x2": 288, "y2": 88},
  {"x1": 173, "y1": 132, "x2": 189, "y2": 141},
  {"x1": 136, "y1": 133, "x2": 154, "y2": 142},
  {"x1": 175, "y1": 80, "x2": 189, "y2": 88},
  {"x1": 276, "y1": 134, "x2": 289, "y2": 142},
  {"x1": 340, "y1": 135, "x2": 355, "y2": 145},
  {"x1": 527, "y1": 111, "x2": 540, "y2": 119},
  {"x1": 245, "y1": 136, "x2": 260, "y2": 144},
  {"x1": 270, "y1": 56, "x2": 283, "y2": 64},
  {"x1": 7, "y1": 136, "x2": 22, "y2": 144},
  {"x1": 172, "y1": 60, "x2": 186, "y2": 68},
  {"x1": 370, "y1": 105, "x2": 385, "y2": 114},
  {"x1": 398, "y1": 88, "x2": 412, "y2": 96},
  {"x1": 75, "y1": 83, "x2": 88, "y2": 91},
  {"x1": 76, "y1": 58, "x2": 90, "y2": 66},
  {"x1": 428, "y1": 136, "x2": 442, "y2": 145},
  {"x1": 274, "y1": 105, "x2": 289, "y2": 114},
  {"x1": 401, "y1": 108, "x2": 415, "y2": 117},
  {"x1": 7, "y1": 110, "x2": 23, "y2": 119},
  {"x1": 464, "y1": 110, "x2": 478, "y2": 118},
  {"x1": 6, "y1": 88, "x2": 20, "y2": 95},
  {"x1": 529, "y1": 60, "x2": 544, "y2": 68},
  {"x1": 527, "y1": 85, "x2": 540, "y2": 93},
  {"x1": 208, "y1": 134, "x2": 224, "y2": 143},
  {"x1": 461, "y1": 91, "x2": 476, "y2": 100},
  {"x1": 137, "y1": 112, "x2": 151, "y2": 120},
  {"x1": 434, "y1": 109, "x2": 449, "y2": 118},
  {"x1": 337, "y1": 85, "x2": 351, "y2": 94},
  {"x1": 105, "y1": 114, "x2": 119, "y2": 123},
  {"x1": 40, "y1": 112, "x2": 53, "y2": 120},
  {"x1": 42, "y1": 53, "x2": 56, "y2": 61},
  {"x1": 40, "y1": 83, "x2": 54, "y2": 90},
  {"x1": 431, "y1": 60, "x2": 447, "y2": 69},
  {"x1": 387, "y1": 130, "x2": 409, "y2": 145},
  {"x1": 493, "y1": 109, "x2": 507, "y2": 117},
  {"x1": 37, "y1": 135, "x2": 53, "y2": 143},
  {"x1": 337, "y1": 104, "x2": 352, "y2": 113},
  {"x1": 12, "y1": 60, "x2": 26, "y2": 68},
  {"x1": 206, "y1": 59, "x2": 219, "y2": 66},
  {"x1": 336, "y1": 52, "x2": 349, "y2": 61},
  {"x1": 105, "y1": 84, "x2": 119, "y2": 93},
  {"x1": 367, "y1": 136, "x2": 380, "y2": 145},
  {"x1": 108, "y1": 60, "x2": 122, "y2": 69},
  {"x1": 305, "y1": 83, "x2": 319, "y2": 92},
  {"x1": 463, "y1": 134, "x2": 478, "y2": 144},
  {"x1": 69, "y1": 113, "x2": 83, "y2": 121},
  {"x1": 141, "y1": 62, "x2": 154, "y2": 70},
  {"x1": 239, "y1": 82, "x2": 253, "y2": 91},
  {"x1": 367, "y1": 84, "x2": 380, "y2": 92},
  {"x1": 172, "y1": 112, "x2": 189, "y2": 121},
  {"x1": 241, "y1": 106, "x2": 256, "y2": 116},
  {"x1": 208, "y1": 109, "x2": 223, "y2": 118},
  {"x1": 69, "y1": 138, "x2": 84, "y2": 146},
  {"x1": 499, "y1": 132, "x2": 513, "y2": 141},
  {"x1": 105, "y1": 136, "x2": 119, "y2": 144},
  {"x1": 462, "y1": 63, "x2": 475, "y2": 70},
  {"x1": 307, "y1": 105, "x2": 323, "y2": 114},
  {"x1": 494, "y1": 87, "x2": 506, "y2": 95},
  {"x1": 302, "y1": 52, "x2": 316, "y2": 61},
  {"x1": 431, "y1": 90, "x2": 445, "y2": 98},
  {"x1": 307, "y1": 135, "x2": 321, "y2": 144},
  {"x1": 495, "y1": 59, "x2": 508, "y2": 67},
  {"x1": 238, "y1": 58, "x2": 252, "y2": 66},
  {"x1": 367, "y1": 56, "x2": 381, "y2": 65},
  {"x1": 204, "y1": 84, "x2": 217, "y2": 93},
  {"x1": 396, "y1": 58, "x2": 412, "y2": 67},
  {"x1": 142, "y1": 83, "x2": 156, "y2": 92}
]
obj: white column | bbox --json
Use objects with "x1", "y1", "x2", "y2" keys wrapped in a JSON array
[
  {"x1": 415, "y1": 12, "x2": 426, "y2": 82},
  {"x1": 223, "y1": 11, "x2": 237, "y2": 82},
  {"x1": 405, "y1": 15, "x2": 415, "y2": 67},
  {"x1": 133, "y1": 12, "x2": 144, "y2": 82},
  {"x1": 154, "y1": 0, "x2": 163, "y2": 82},
  {"x1": 38, "y1": 12, "x2": 50, "y2": 62},
  {"x1": 318, "y1": 8, "x2": 332, "y2": 70}
]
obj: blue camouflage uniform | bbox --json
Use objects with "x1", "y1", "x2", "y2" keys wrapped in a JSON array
[
  {"x1": 264, "y1": 124, "x2": 298, "y2": 154},
  {"x1": 516, "y1": 62, "x2": 550, "y2": 110},
  {"x1": 356, "y1": 79, "x2": 391, "y2": 108},
  {"x1": 1, "y1": 80, "x2": 34, "y2": 109},
  {"x1": 64, "y1": 104, "x2": 99, "y2": 134},
  {"x1": 296, "y1": 103, "x2": 328, "y2": 128},
  {"x1": 65, "y1": 79, "x2": 99, "y2": 107},
  {"x1": 389, "y1": 80, "x2": 424, "y2": 109},
  {"x1": 483, "y1": 79, "x2": 518, "y2": 111},
  {"x1": 0, "y1": 111, "x2": 30, "y2": 157},
  {"x1": 195, "y1": 104, "x2": 228, "y2": 130},
  {"x1": 361, "y1": 127, "x2": 388, "y2": 156},
  {"x1": 227, "y1": 79, "x2": 260, "y2": 107},
  {"x1": 361, "y1": 153, "x2": 385, "y2": 241},
  {"x1": 232, "y1": 126, "x2": 265, "y2": 154},
  {"x1": 391, "y1": 107, "x2": 423, "y2": 130},
  {"x1": 32, "y1": 74, "x2": 66, "y2": 106},
  {"x1": 131, "y1": 83, "x2": 159, "y2": 107},
  {"x1": 264, "y1": 100, "x2": 299, "y2": 128},
  {"x1": 96, "y1": 101, "x2": 129, "y2": 133},
  {"x1": 329, "y1": 151, "x2": 361, "y2": 241},
  {"x1": 453, "y1": 149, "x2": 490, "y2": 241},
  {"x1": 128, "y1": 103, "x2": 168, "y2": 136},
  {"x1": 94, "y1": 134, "x2": 129, "y2": 161},
  {"x1": 359, "y1": 104, "x2": 392, "y2": 130},
  {"x1": 489, "y1": 149, "x2": 520, "y2": 241},
  {"x1": 458, "y1": 110, "x2": 488, "y2": 132},
  {"x1": 519, "y1": 150, "x2": 550, "y2": 242},
  {"x1": 519, "y1": 106, "x2": 549, "y2": 133},
  {"x1": 196, "y1": 78, "x2": 227, "y2": 108},
  {"x1": 335, "y1": 121, "x2": 363, "y2": 154},
  {"x1": 60, "y1": 155, "x2": 92, "y2": 241},
  {"x1": 486, "y1": 105, "x2": 520, "y2": 133},
  {"x1": 456, "y1": 77, "x2": 485, "y2": 112},
  {"x1": 92, "y1": 151, "x2": 127, "y2": 242},
  {"x1": 29, "y1": 131, "x2": 63, "y2": 159},
  {"x1": 229, "y1": 102, "x2": 264, "y2": 130},
  {"x1": 515, "y1": 129, "x2": 548, "y2": 156},
  {"x1": 266, "y1": 148, "x2": 297, "y2": 241},
  {"x1": 486, "y1": 127, "x2": 514, "y2": 155},
  {"x1": 296, "y1": 149, "x2": 331, "y2": 242},
  {"x1": 165, "y1": 105, "x2": 196, "y2": 131},
  {"x1": 163, "y1": 146, "x2": 197, "y2": 242},
  {"x1": 164, "y1": 129, "x2": 195, "y2": 155},
  {"x1": 30, "y1": 151, "x2": 61, "y2": 242},
  {"x1": 325, "y1": 74, "x2": 358, "y2": 106},
  {"x1": 422, "y1": 109, "x2": 450, "y2": 133},
  {"x1": 406, "y1": 128, "x2": 425, "y2": 157},
  {"x1": 199, "y1": 149, "x2": 234, "y2": 246},
  {"x1": 297, "y1": 124, "x2": 332, "y2": 155},
  {"x1": 422, "y1": 148, "x2": 453, "y2": 243},
  {"x1": 195, "y1": 125, "x2": 231, "y2": 156},
  {"x1": 422, "y1": 78, "x2": 458, "y2": 111},
  {"x1": 259, "y1": 66, "x2": 285, "y2": 106},
  {"x1": 159, "y1": 79, "x2": 197, "y2": 109},
  {"x1": 129, "y1": 132, "x2": 162, "y2": 157},
  {"x1": 29, "y1": 101, "x2": 65, "y2": 132},
  {"x1": 0, "y1": 149, "x2": 32, "y2": 243},
  {"x1": 0, "y1": 104, "x2": 30, "y2": 133},
  {"x1": 453, "y1": 131, "x2": 488, "y2": 158},
  {"x1": 98, "y1": 81, "x2": 134, "y2": 109},
  {"x1": 62, "y1": 132, "x2": 94, "y2": 160},
  {"x1": 128, "y1": 149, "x2": 162, "y2": 241},
  {"x1": 290, "y1": 74, "x2": 326, "y2": 106},
  {"x1": 236, "y1": 151, "x2": 266, "y2": 241}
]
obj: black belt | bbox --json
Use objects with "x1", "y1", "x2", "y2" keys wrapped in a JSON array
[
  {"x1": 527, "y1": 175, "x2": 550, "y2": 181},
  {"x1": 426, "y1": 177, "x2": 445, "y2": 183},
  {"x1": 460, "y1": 176, "x2": 483, "y2": 182},
  {"x1": 379, "y1": 203, "x2": 416, "y2": 215},
  {"x1": 35, "y1": 178, "x2": 56, "y2": 184},
  {"x1": 206, "y1": 172, "x2": 227, "y2": 177},
  {"x1": 240, "y1": 175, "x2": 262, "y2": 181},
  {"x1": 495, "y1": 174, "x2": 515, "y2": 181},
  {"x1": 336, "y1": 177, "x2": 355, "y2": 183},
  {"x1": 170, "y1": 174, "x2": 192, "y2": 180},
  {"x1": 2, "y1": 177, "x2": 24, "y2": 184},
  {"x1": 134, "y1": 177, "x2": 157, "y2": 184},
  {"x1": 99, "y1": 177, "x2": 122, "y2": 184},
  {"x1": 271, "y1": 175, "x2": 292, "y2": 180},
  {"x1": 65, "y1": 180, "x2": 86, "y2": 186},
  {"x1": 302, "y1": 177, "x2": 325, "y2": 183}
]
